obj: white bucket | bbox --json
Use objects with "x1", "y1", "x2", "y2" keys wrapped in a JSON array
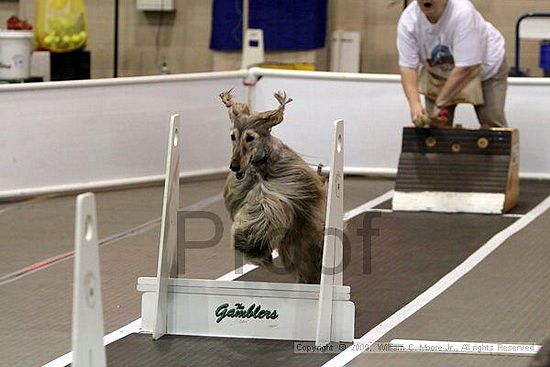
[{"x1": 0, "y1": 30, "x2": 33, "y2": 80}]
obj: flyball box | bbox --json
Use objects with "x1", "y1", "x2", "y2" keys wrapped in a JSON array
[{"x1": 392, "y1": 127, "x2": 519, "y2": 214}]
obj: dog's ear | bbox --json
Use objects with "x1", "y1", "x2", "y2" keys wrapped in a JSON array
[
  {"x1": 219, "y1": 89, "x2": 234, "y2": 107},
  {"x1": 249, "y1": 91, "x2": 293, "y2": 130},
  {"x1": 219, "y1": 89, "x2": 250, "y2": 128}
]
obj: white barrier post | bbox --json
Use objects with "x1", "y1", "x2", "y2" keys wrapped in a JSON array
[
  {"x1": 316, "y1": 119, "x2": 345, "y2": 346},
  {"x1": 152, "y1": 114, "x2": 181, "y2": 340},
  {"x1": 72, "y1": 193, "x2": 107, "y2": 367}
]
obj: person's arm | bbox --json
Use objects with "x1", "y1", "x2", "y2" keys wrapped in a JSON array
[
  {"x1": 400, "y1": 66, "x2": 427, "y2": 125},
  {"x1": 431, "y1": 8, "x2": 484, "y2": 117},
  {"x1": 397, "y1": 16, "x2": 427, "y2": 126},
  {"x1": 432, "y1": 65, "x2": 480, "y2": 113}
]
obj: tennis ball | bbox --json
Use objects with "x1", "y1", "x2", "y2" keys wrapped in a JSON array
[
  {"x1": 71, "y1": 34, "x2": 81, "y2": 44},
  {"x1": 43, "y1": 35, "x2": 53, "y2": 46}
]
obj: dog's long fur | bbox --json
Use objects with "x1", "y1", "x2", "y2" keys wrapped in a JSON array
[{"x1": 220, "y1": 90, "x2": 326, "y2": 283}]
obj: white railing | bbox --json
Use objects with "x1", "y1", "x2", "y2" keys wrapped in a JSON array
[
  {"x1": 0, "y1": 70, "x2": 247, "y2": 199},
  {"x1": 250, "y1": 67, "x2": 550, "y2": 180},
  {"x1": 1, "y1": 68, "x2": 549, "y2": 200}
]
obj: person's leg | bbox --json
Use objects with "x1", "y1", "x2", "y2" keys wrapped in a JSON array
[
  {"x1": 425, "y1": 97, "x2": 456, "y2": 127},
  {"x1": 475, "y1": 59, "x2": 508, "y2": 127}
]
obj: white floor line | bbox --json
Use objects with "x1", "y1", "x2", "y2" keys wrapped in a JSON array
[
  {"x1": 42, "y1": 190, "x2": 393, "y2": 367},
  {"x1": 42, "y1": 319, "x2": 143, "y2": 367},
  {"x1": 366, "y1": 208, "x2": 393, "y2": 214},
  {"x1": 323, "y1": 194, "x2": 550, "y2": 367},
  {"x1": 343, "y1": 190, "x2": 394, "y2": 221},
  {"x1": 217, "y1": 250, "x2": 280, "y2": 281},
  {"x1": 503, "y1": 213, "x2": 525, "y2": 218}
]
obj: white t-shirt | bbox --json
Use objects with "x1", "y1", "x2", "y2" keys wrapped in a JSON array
[{"x1": 397, "y1": 0, "x2": 505, "y2": 80}]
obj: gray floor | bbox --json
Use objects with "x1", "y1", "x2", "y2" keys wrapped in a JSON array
[
  {"x1": 1, "y1": 177, "x2": 548, "y2": 367},
  {"x1": 92, "y1": 179, "x2": 550, "y2": 367},
  {"x1": 0, "y1": 176, "x2": 394, "y2": 367},
  {"x1": 348, "y1": 208, "x2": 550, "y2": 367}
]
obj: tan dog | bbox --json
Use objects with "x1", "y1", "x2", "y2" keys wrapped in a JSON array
[{"x1": 220, "y1": 90, "x2": 326, "y2": 283}]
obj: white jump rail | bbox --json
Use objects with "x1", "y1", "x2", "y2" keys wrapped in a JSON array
[
  {"x1": 316, "y1": 119, "x2": 345, "y2": 346},
  {"x1": 72, "y1": 193, "x2": 107, "y2": 367},
  {"x1": 138, "y1": 115, "x2": 355, "y2": 343},
  {"x1": 152, "y1": 114, "x2": 181, "y2": 340}
]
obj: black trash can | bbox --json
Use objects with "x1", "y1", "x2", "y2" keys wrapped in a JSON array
[{"x1": 50, "y1": 50, "x2": 90, "y2": 81}]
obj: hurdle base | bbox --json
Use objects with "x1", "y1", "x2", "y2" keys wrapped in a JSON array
[
  {"x1": 392, "y1": 191, "x2": 507, "y2": 214},
  {"x1": 138, "y1": 277, "x2": 355, "y2": 342}
]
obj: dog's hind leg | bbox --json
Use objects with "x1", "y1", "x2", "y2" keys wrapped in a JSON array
[{"x1": 232, "y1": 225, "x2": 273, "y2": 267}]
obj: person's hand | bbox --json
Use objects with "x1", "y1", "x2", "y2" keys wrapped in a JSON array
[
  {"x1": 429, "y1": 105, "x2": 449, "y2": 127},
  {"x1": 410, "y1": 102, "x2": 429, "y2": 127}
]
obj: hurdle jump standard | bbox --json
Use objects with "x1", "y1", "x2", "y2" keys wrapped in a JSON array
[
  {"x1": 137, "y1": 115, "x2": 355, "y2": 346},
  {"x1": 72, "y1": 193, "x2": 107, "y2": 367}
]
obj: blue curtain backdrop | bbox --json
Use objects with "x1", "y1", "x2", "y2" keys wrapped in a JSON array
[{"x1": 210, "y1": 0, "x2": 328, "y2": 51}]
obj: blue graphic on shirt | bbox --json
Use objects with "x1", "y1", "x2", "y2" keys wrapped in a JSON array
[{"x1": 427, "y1": 44, "x2": 454, "y2": 71}]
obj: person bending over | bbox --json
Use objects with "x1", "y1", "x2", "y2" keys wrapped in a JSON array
[{"x1": 397, "y1": 0, "x2": 508, "y2": 127}]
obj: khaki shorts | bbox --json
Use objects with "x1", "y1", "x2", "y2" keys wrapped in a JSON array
[{"x1": 425, "y1": 59, "x2": 509, "y2": 128}]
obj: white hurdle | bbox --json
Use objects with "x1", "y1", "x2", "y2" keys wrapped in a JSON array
[
  {"x1": 152, "y1": 114, "x2": 180, "y2": 340},
  {"x1": 72, "y1": 193, "x2": 107, "y2": 367},
  {"x1": 316, "y1": 119, "x2": 345, "y2": 346},
  {"x1": 138, "y1": 115, "x2": 354, "y2": 343}
]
